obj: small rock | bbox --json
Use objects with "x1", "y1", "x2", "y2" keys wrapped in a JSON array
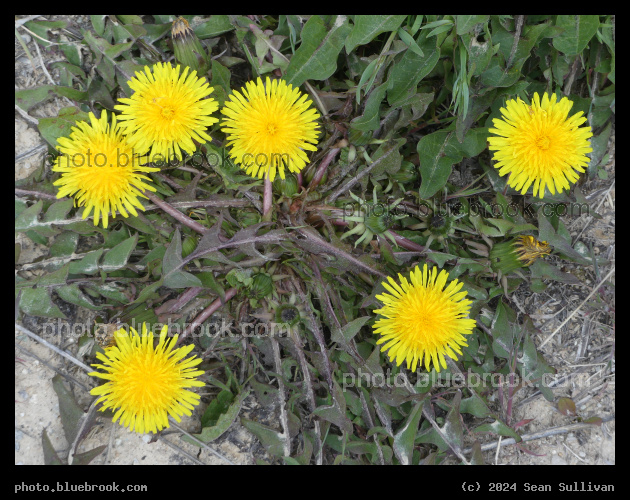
[
  {"x1": 142, "y1": 434, "x2": 151, "y2": 444},
  {"x1": 579, "y1": 451, "x2": 586, "y2": 458}
]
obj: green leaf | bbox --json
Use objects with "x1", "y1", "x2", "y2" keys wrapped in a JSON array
[
  {"x1": 241, "y1": 418, "x2": 286, "y2": 458},
  {"x1": 480, "y1": 58, "x2": 521, "y2": 87},
  {"x1": 185, "y1": 390, "x2": 250, "y2": 444},
  {"x1": 16, "y1": 86, "x2": 87, "y2": 113},
  {"x1": 553, "y1": 15, "x2": 600, "y2": 56},
  {"x1": 284, "y1": 15, "x2": 352, "y2": 88},
  {"x1": 530, "y1": 260, "x2": 582, "y2": 285},
  {"x1": 491, "y1": 301, "x2": 512, "y2": 359},
  {"x1": 68, "y1": 248, "x2": 103, "y2": 275},
  {"x1": 397, "y1": 28, "x2": 424, "y2": 57},
  {"x1": 210, "y1": 60, "x2": 231, "y2": 106},
  {"x1": 101, "y1": 234, "x2": 138, "y2": 271},
  {"x1": 392, "y1": 398, "x2": 425, "y2": 465},
  {"x1": 587, "y1": 122, "x2": 612, "y2": 179},
  {"x1": 56, "y1": 284, "x2": 102, "y2": 311},
  {"x1": 194, "y1": 15, "x2": 235, "y2": 39},
  {"x1": 15, "y1": 200, "x2": 43, "y2": 232},
  {"x1": 332, "y1": 316, "x2": 370, "y2": 344},
  {"x1": 164, "y1": 271, "x2": 203, "y2": 289},
  {"x1": 351, "y1": 82, "x2": 388, "y2": 132},
  {"x1": 52, "y1": 374, "x2": 85, "y2": 445},
  {"x1": 475, "y1": 419, "x2": 521, "y2": 441},
  {"x1": 460, "y1": 392, "x2": 492, "y2": 418},
  {"x1": 163, "y1": 229, "x2": 184, "y2": 276},
  {"x1": 345, "y1": 15, "x2": 406, "y2": 53},
  {"x1": 417, "y1": 128, "x2": 488, "y2": 198},
  {"x1": 387, "y1": 33, "x2": 440, "y2": 107},
  {"x1": 43, "y1": 199, "x2": 75, "y2": 224},
  {"x1": 19, "y1": 288, "x2": 66, "y2": 318},
  {"x1": 71, "y1": 446, "x2": 107, "y2": 465},
  {"x1": 456, "y1": 15, "x2": 489, "y2": 35},
  {"x1": 537, "y1": 209, "x2": 590, "y2": 265},
  {"x1": 38, "y1": 264, "x2": 70, "y2": 287},
  {"x1": 42, "y1": 429, "x2": 64, "y2": 465}
]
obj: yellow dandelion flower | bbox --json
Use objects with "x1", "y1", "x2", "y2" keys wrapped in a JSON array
[
  {"x1": 513, "y1": 235, "x2": 551, "y2": 266},
  {"x1": 488, "y1": 92, "x2": 593, "y2": 198},
  {"x1": 115, "y1": 62, "x2": 219, "y2": 161},
  {"x1": 373, "y1": 264, "x2": 476, "y2": 373},
  {"x1": 89, "y1": 324, "x2": 205, "y2": 434},
  {"x1": 52, "y1": 111, "x2": 158, "y2": 228},
  {"x1": 220, "y1": 77, "x2": 320, "y2": 182}
]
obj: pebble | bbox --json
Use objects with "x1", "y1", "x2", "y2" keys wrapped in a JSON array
[
  {"x1": 579, "y1": 451, "x2": 586, "y2": 458},
  {"x1": 115, "y1": 438, "x2": 122, "y2": 446},
  {"x1": 142, "y1": 434, "x2": 151, "y2": 444},
  {"x1": 19, "y1": 33, "x2": 31, "y2": 44}
]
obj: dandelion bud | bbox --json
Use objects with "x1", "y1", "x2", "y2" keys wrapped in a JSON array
[
  {"x1": 172, "y1": 17, "x2": 209, "y2": 76},
  {"x1": 250, "y1": 273, "x2": 273, "y2": 299}
]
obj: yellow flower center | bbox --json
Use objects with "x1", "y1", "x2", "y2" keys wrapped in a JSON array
[
  {"x1": 536, "y1": 135, "x2": 551, "y2": 150},
  {"x1": 266, "y1": 123, "x2": 278, "y2": 135},
  {"x1": 160, "y1": 106, "x2": 175, "y2": 119}
]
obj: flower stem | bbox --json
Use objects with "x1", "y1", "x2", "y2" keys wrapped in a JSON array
[
  {"x1": 145, "y1": 191, "x2": 207, "y2": 234},
  {"x1": 262, "y1": 173, "x2": 273, "y2": 222},
  {"x1": 179, "y1": 288, "x2": 238, "y2": 345},
  {"x1": 309, "y1": 147, "x2": 340, "y2": 188}
]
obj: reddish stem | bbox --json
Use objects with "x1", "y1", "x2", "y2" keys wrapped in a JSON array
[
  {"x1": 262, "y1": 174, "x2": 273, "y2": 221},
  {"x1": 145, "y1": 191, "x2": 207, "y2": 234},
  {"x1": 309, "y1": 148, "x2": 340, "y2": 188},
  {"x1": 177, "y1": 288, "x2": 237, "y2": 345}
]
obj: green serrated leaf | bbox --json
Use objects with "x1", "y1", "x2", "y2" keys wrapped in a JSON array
[
  {"x1": 392, "y1": 398, "x2": 425, "y2": 465},
  {"x1": 19, "y1": 288, "x2": 66, "y2": 318},
  {"x1": 553, "y1": 15, "x2": 600, "y2": 56},
  {"x1": 284, "y1": 15, "x2": 352, "y2": 88},
  {"x1": 345, "y1": 15, "x2": 406, "y2": 53},
  {"x1": 101, "y1": 234, "x2": 138, "y2": 271}
]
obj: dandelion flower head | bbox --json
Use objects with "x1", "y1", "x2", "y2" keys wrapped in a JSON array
[
  {"x1": 221, "y1": 77, "x2": 320, "y2": 182},
  {"x1": 52, "y1": 111, "x2": 157, "y2": 228},
  {"x1": 89, "y1": 324, "x2": 205, "y2": 434},
  {"x1": 373, "y1": 264, "x2": 476, "y2": 372},
  {"x1": 115, "y1": 62, "x2": 219, "y2": 162},
  {"x1": 488, "y1": 92, "x2": 593, "y2": 198}
]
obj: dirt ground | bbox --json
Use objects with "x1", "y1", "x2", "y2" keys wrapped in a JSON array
[{"x1": 15, "y1": 15, "x2": 614, "y2": 466}]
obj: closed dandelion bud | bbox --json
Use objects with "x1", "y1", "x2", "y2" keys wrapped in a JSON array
[
  {"x1": 250, "y1": 273, "x2": 273, "y2": 299},
  {"x1": 238, "y1": 210, "x2": 261, "y2": 228},
  {"x1": 172, "y1": 17, "x2": 209, "y2": 76},
  {"x1": 489, "y1": 241, "x2": 526, "y2": 275},
  {"x1": 274, "y1": 173, "x2": 299, "y2": 197},
  {"x1": 365, "y1": 212, "x2": 394, "y2": 234},
  {"x1": 181, "y1": 235, "x2": 198, "y2": 258},
  {"x1": 392, "y1": 161, "x2": 418, "y2": 183}
]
